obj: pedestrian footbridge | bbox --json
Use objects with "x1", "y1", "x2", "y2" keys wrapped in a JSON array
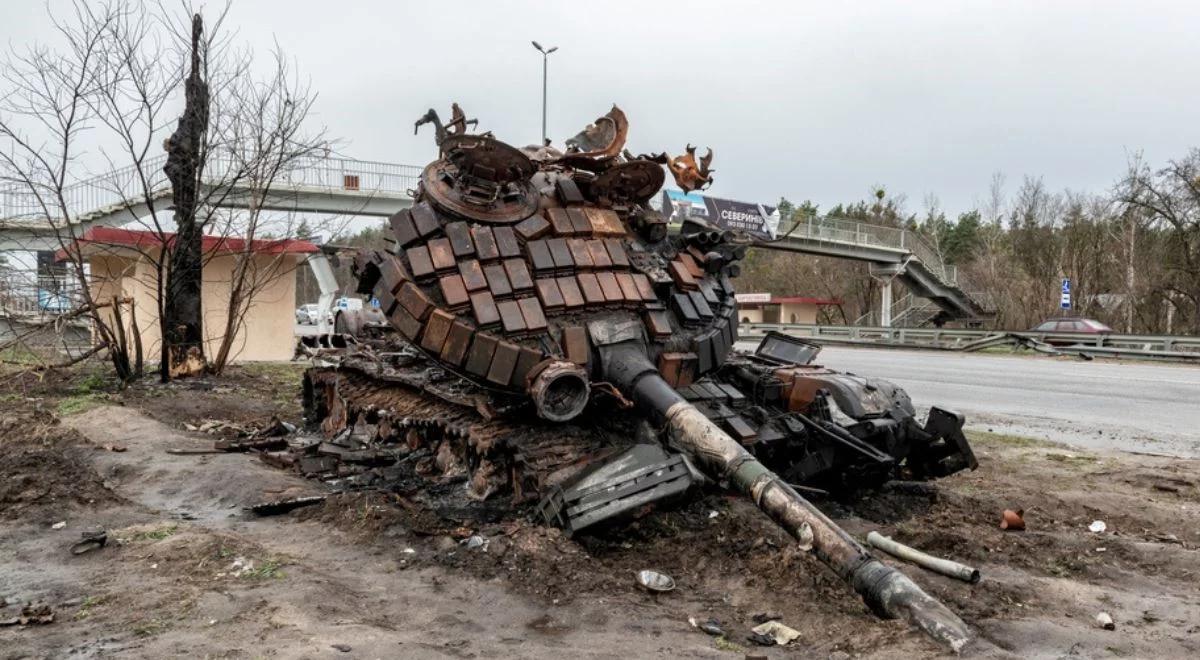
[{"x1": 1, "y1": 155, "x2": 989, "y2": 326}]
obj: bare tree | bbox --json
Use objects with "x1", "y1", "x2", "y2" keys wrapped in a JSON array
[
  {"x1": 161, "y1": 13, "x2": 210, "y2": 377},
  {"x1": 1119, "y1": 149, "x2": 1200, "y2": 334},
  {"x1": 0, "y1": 1, "x2": 141, "y2": 382},
  {"x1": 1, "y1": 0, "x2": 331, "y2": 381}
]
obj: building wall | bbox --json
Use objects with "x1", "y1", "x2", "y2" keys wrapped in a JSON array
[
  {"x1": 779, "y1": 302, "x2": 818, "y2": 325},
  {"x1": 200, "y1": 253, "x2": 300, "y2": 363},
  {"x1": 736, "y1": 302, "x2": 818, "y2": 325},
  {"x1": 739, "y1": 307, "x2": 764, "y2": 324},
  {"x1": 87, "y1": 251, "x2": 301, "y2": 364}
]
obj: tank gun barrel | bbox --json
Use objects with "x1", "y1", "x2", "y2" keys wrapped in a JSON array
[{"x1": 595, "y1": 336, "x2": 973, "y2": 652}]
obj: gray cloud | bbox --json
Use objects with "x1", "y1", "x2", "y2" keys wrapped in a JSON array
[{"x1": 3, "y1": 0, "x2": 1198, "y2": 217}]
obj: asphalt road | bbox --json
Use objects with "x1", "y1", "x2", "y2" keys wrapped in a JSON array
[{"x1": 745, "y1": 344, "x2": 1200, "y2": 458}]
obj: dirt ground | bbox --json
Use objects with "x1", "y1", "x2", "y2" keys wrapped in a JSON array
[{"x1": 2, "y1": 364, "x2": 1199, "y2": 658}]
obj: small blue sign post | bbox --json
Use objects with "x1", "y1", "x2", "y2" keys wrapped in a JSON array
[{"x1": 1060, "y1": 278, "x2": 1071, "y2": 310}]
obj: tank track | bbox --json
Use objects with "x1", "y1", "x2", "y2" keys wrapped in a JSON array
[{"x1": 299, "y1": 346, "x2": 644, "y2": 505}]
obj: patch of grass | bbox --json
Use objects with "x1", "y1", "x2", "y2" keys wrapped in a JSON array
[
  {"x1": 1045, "y1": 554, "x2": 1087, "y2": 577},
  {"x1": 1045, "y1": 452, "x2": 1100, "y2": 466},
  {"x1": 714, "y1": 636, "x2": 744, "y2": 653},
  {"x1": 237, "y1": 362, "x2": 305, "y2": 387},
  {"x1": 56, "y1": 393, "x2": 106, "y2": 416},
  {"x1": 54, "y1": 367, "x2": 115, "y2": 416},
  {"x1": 125, "y1": 524, "x2": 178, "y2": 543},
  {"x1": 73, "y1": 594, "x2": 108, "y2": 620},
  {"x1": 74, "y1": 370, "x2": 108, "y2": 393},
  {"x1": 243, "y1": 556, "x2": 284, "y2": 580},
  {"x1": 0, "y1": 344, "x2": 44, "y2": 367},
  {"x1": 132, "y1": 618, "x2": 168, "y2": 637},
  {"x1": 966, "y1": 430, "x2": 1059, "y2": 449}
]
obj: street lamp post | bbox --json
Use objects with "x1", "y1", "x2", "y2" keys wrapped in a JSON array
[{"x1": 531, "y1": 41, "x2": 557, "y2": 145}]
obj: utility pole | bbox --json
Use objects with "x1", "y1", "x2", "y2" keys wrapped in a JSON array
[{"x1": 531, "y1": 41, "x2": 557, "y2": 144}]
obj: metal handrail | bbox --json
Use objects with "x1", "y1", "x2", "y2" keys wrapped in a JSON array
[
  {"x1": 1, "y1": 154, "x2": 423, "y2": 222},
  {"x1": 775, "y1": 213, "x2": 960, "y2": 289}
]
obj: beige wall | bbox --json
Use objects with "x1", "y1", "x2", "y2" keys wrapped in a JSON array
[
  {"x1": 87, "y1": 250, "x2": 302, "y2": 364},
  {"x1": 736, "y1": 302, "x2": 819, "y2": 325},
  {"x1": 739, "y1": 307, "x2": 764, "y2": 324},
  {"x1": 200, "y1": 253, "x2": 300, "y2": 363},
  {"x1": 779, "y1": 302, "x2": 818, "y2": 325}
]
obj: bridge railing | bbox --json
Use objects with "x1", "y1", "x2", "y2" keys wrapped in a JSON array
[
  {"x1": 2, "y1": 154, "x2": 422, "y2": 222},
  {"x1": 774, "y1": 214, "x2": 959, "y2": 287},
  {"x1": 0, "y1": 268, "x2": 85, "y2": 316}
]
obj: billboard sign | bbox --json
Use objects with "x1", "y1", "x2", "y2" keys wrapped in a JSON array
[{"x1": 661, "y1": 189, "x2": 777, "y2": 240}]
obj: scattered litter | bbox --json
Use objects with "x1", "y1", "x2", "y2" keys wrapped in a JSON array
[
  {"x1": 751, "y1": 612, "x2": 782, "y2": 624},
  {"x1": 330, "y1": 643, "x2": 352, "y2": 652},
  {"x1": 402, "y1": 547, "x2": 416, "y2": 555},
  {"x1": 1000, "y1": 509, "x2": 1025, "y2": 531},
  {"x1": 249, "y1": 495, "x2": 327, "y2": 516},
  {"x1": 70, "y1": 529, "x2": 108, "y2": 556},
  {"x1": 1088, "y1": 520, "x2": 1107, "y2": 533},
  {"x1": 0, "y1": 604, "x2": 54, "y2": 626},
  {"x1": 1154, "y1": 533, "x2": 1182, "y2": 545},
  {"x1": 708, "y1": 510, "x2": 719, "y2": 519},
  {"x1": 696, "y1": 618, "x2": 725, "y2": 636},
  {"x1": 1095, "y1": 612, "x2": 1115, "y2": 630},
  {"x1": 51, "y1": 521, "x2": 66, "y2": 530},
  {"x1": 463, "y1": 535, "x2": 488, "y2": 551},
  {"x1": 101, "y1": 444, "x2": 127, "y2": 452},
  {"x1": 747, "y1": 631, "x2": 776, "y2": 646},
  {"x1": 1095, "y1": 547, "x2": 1106, "y2": 553},
  {"x1": 636, "y1": 570, "x2": 675, "y2": 593},
  {"x1": 866, "y1": 531, "x2": 981, "y2": 584},
  {"x1": 751, "y1": 620, "x2": 801, "y2": 645}
]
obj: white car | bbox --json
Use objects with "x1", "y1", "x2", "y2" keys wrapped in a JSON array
[{"x1": 295, "y1": 303, "x2": 320, "y2": 324}]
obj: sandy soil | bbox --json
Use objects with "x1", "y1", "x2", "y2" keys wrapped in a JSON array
[{"x1": 2, "y1": 366, "x2": 1199, "y2": 658}]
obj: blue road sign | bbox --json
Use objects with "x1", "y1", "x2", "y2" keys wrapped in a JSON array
[{"x1": 1060, "y1": 278, "x2": 1071, "y2": 310}]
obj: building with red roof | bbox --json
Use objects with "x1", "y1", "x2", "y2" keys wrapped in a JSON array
[
  {"x1": 60, "y1": 227, "x2": 318, "y2": 363},
  {"x1": 734, "y1": 292, "x2": 842, "y2": 325}
]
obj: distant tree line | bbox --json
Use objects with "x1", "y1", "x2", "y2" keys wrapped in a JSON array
[{"x1": 740, "y1": 149, "x2": 1200, "y2": 334}]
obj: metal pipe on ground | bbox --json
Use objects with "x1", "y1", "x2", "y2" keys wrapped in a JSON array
[{"x1": 867, "y1": 531, "x2": 981, "y2": 584}]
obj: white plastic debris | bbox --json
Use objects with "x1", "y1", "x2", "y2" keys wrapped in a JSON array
[
  {"x1": 1095, "y1": 612, "x2": 1115, "y2": 630},
  {"x1": 463, "y1": 535, "x2": 488, "y2": 551},
  {"x1": 751, "y1": 620, "x2": 802, "y2": 645},
  {"x1": 402, "y1": 547, "x2": 416, "y2": 555},
  {"x1": 708, "y1": 510, "x2": 719, "y2": 519},
  {"x1": 51, "y1": 521, "x2": 66, "y2": 530},
  {"x1": 1088, "y1": 520, "x2": 1107, "y2": 533}
]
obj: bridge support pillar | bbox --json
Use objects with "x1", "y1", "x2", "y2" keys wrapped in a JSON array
[
  {"x1": 869, "y1": 262, "x2": 906, "y2": 328},
  {"x1": 879, "y1": 278, "x2": 893, "y2": 328}
]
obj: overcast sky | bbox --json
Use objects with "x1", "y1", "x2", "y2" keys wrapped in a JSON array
[{"x1": 5, "y1": 0, "x2": 1200, "y2": 219}]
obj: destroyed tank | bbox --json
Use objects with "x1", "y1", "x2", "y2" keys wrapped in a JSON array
[{"x1": 302, "y1": 104, "x2": 979, "y2": 650}]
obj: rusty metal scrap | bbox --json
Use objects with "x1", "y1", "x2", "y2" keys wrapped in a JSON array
[{"x1": 667, "y1": 144, "x2": 715, "y2": 192}]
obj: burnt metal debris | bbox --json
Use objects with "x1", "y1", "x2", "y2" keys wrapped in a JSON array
[{"x1": 286, "y1": 104, "x2": 978, "y2": 650}]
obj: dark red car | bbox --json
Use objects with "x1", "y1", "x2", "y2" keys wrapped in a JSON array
[{"x1": 1030, "y1": 317, "x2": 1113, "y2": 344}]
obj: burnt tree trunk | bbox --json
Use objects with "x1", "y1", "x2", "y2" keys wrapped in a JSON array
[{"x1": 162, "y1": 14, "x2": 210, "y2": 380}]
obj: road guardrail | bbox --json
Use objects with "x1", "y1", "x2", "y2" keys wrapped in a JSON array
[{"x1": 739, "y1": 323, "x2": 1200, "y2": 356}]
